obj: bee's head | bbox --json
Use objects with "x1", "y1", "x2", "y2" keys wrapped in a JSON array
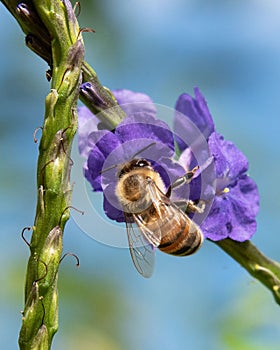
[{"x1": 118, "y1": 158, "x2": 152, "y2": 178}]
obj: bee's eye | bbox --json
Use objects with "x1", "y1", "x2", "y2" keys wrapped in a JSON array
[{"x1": 136, "y1": 160, "x2": 148, "y2": 167}]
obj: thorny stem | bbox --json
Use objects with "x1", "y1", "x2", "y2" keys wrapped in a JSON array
[{"x1": 13, "y1": 1, "x2": 84, "y2": 349}]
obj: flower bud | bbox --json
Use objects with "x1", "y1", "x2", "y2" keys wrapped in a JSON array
[
  {"x1": 17, "y1": 3, "x2": 52, "y2": 64},
  {"x1": 30, "y1": 325, "x2": 48, "y2": 350},
  {"x1": 63, "y1": 0, "x2": 79, "y2": 28},
  {"x1": 80, "y1": 82, "x2": 109, "y2": 109},
  {"x1": 19, "y1": 282, "x2": 43, "y2": 346},
  {"x1": 39, "y1": 226, "x2": 62, "y2": 292},
  {"x1": 25, "y1": 34, "x2": 52, "y2": 65}
]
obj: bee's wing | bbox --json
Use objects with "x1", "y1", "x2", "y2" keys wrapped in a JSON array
[
  {"x1": 125, "y1": 217, "x2": 155, "y2": 278},
  {"x1": 133, "y1": 213, "x2": 162, "y2": 248},
  {"x1": 132, "y1": 179, "x2": 174, "y2": 247},
  {"x1": 125, "y1": 178, "x2": 181, "y2": 278}
]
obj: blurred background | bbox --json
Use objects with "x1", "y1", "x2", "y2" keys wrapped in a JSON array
[{"x1": 1, "y1": 0, "x2": 280, "y2": 349}]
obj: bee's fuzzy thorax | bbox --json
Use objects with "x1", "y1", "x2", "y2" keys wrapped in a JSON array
[{"x1": 115, "y1": 167, "x2": 165, "y2": 210}]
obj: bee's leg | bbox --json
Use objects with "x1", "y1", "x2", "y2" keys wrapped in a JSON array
[
  {"x1": 187, "y1": 199, "x2": 205, "y2": 214},
  {"x1": 166, "y1": 166, "x2": 199, "y2": 198},
  {"x1": 174, "y1": 199, "x2": 205, "y2": 214},
  {"x1": 172, "y1": 165, "x2": 199, "y2": 189}
]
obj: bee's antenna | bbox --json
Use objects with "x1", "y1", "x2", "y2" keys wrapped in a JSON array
[
  {"x1": 131, "y1": 142, "x2": 156, "y2": 159},
  {"x1": 100, "y1": 163, "x2": 118, "y2": 175}
]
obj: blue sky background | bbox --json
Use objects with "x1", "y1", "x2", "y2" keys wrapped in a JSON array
[{"x1": 1, "y1": 1, "x2": 280, "y2": 349}]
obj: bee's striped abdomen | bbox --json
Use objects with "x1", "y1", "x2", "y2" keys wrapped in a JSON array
[{"x1": 158, "y1": 213, "x2": 203, "y2": 256}]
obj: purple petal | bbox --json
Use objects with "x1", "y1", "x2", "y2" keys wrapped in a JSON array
[
  {"x1": 174, "y1": 87, "x2": 215, "y2": 151},
  {"x1": 91, "y1": 130, "x2": 122, "y2": 159},
  {"x1": 202, "y1": 174, "x2": 259, "y2": 241},
  {"x1": 85, "y1": 131, "x2": 122, "y2": 190},
  {"x1": 113, "y1": 89, "x2": 157, "y2": 117},
  {"x1": 116, "y1": 114, "x2": 175, "y2": 153},
  {"x1": 201, "y1": 197, "x2": 230, "y2": 241},
  {"x1": 153, "y1": 157, "x2": 186, "y2": 192},
  {"x1": 208, "y1": 132, "x2": 248, "y2": 186},
  {"x1": 78, "y1": 106, "x2": 100, "y2": 158},
  {"x1": 228, "y1": 174, "x2": 259, "y2": 241},
  {"x1": 103, "y1": 196, "x2": 125, "y2": 222},
  {"x1": 178, "y1": 148, "x2": 193, "y2": 171},
  {"x1": 85, "y1": 148, "x2": 105, "y2": 191},
  {"x1": 237, "y1": 174, "x2": 259, "y2": 217},
  {"x1": 78, "y1": 89, "x2": 156, "y2": 158},
  {"x1": 178, "y1": 147, "x2": 216, "y2": 204}
]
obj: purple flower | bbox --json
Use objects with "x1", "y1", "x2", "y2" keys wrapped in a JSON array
[
  {"x1": 78, "y1": 89, "x2": 188, "y2": 222},
  {"x1": 174, "y1": 87, "x2": 215, "y2": 151},
  {"x1": 202, "y1": 132, "x2": 259, "y2": 241},
  {"x1": 78, "y1": 86, "x2": 259, "y2": 242},
  {"x1": 174, "y1": 88, "x2": 259, "y2": 241}
]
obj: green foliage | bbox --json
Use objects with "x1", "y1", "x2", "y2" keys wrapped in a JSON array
[{"x1": 218, "y1": 287, "x2": 280, "y2": 350}]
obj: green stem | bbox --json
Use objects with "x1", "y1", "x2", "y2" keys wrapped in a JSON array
[
  {"x1": 214, "y1": 239, "x2": 280, "y2": 305},
  {"x1": 18, "y1": 1, "x2": 84, "y2": 349},
  {"x1": 1, "y1": 0, "x2": 126, "y2": 129}
]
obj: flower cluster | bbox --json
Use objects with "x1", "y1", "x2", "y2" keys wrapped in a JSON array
[
  {"x1": 174, "y1": 88, "x2": 259, "y2": 241},
  {"x1": 78, "y1": 89, "x2": 192, "y2": 222},
  {"x1": 78, "y1": 87, "x2": 259, "y2": 241}
]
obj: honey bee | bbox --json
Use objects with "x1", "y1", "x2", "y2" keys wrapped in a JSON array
[{"x1": 115, "y1": 158, "x2": 204, "y2": 278}]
